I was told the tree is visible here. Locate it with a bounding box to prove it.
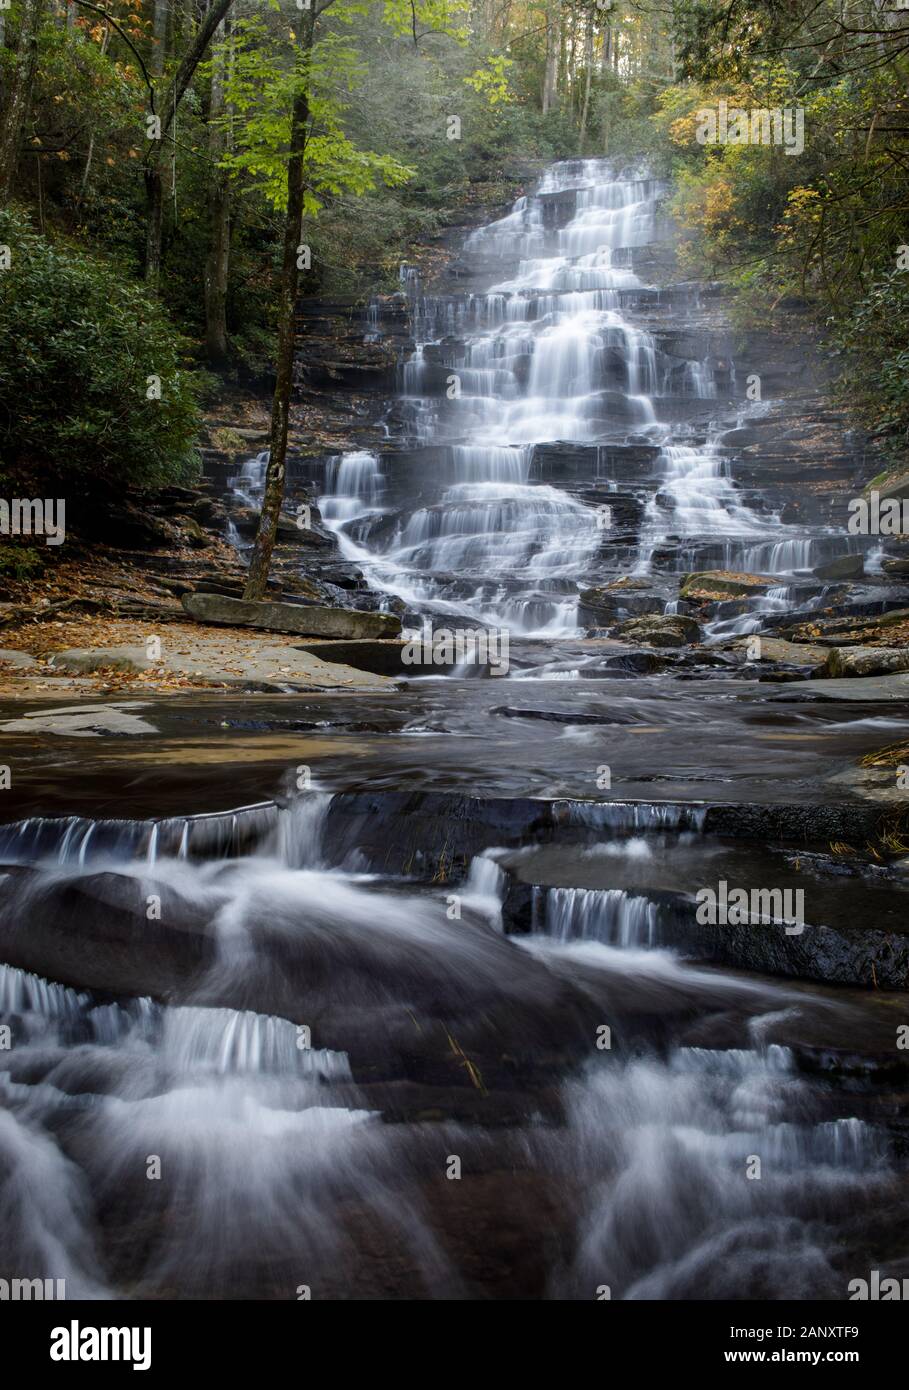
[144,0,235,288]
[542,0,560,113]
[151,0,168,79]
[204,16,231,364]
[233,1,468,599]
[0,0,49,201]
[578,3,593,152]
[242,5,316,600]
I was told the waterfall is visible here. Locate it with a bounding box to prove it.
[556,1047,886,1299]
[319,160,675,635]
[537,886,663,948]
[317,157,870,642]
[231,449,268,508]
[2,151,899,1305]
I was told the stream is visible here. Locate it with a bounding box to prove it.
[1,159,907,1302]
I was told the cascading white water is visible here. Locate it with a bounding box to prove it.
[231,449,268,508]
[0,791,895,1299]
[319,158,872,637]
[537,885,662,948]
[554,1042,886,1299]
[320,161,683,635]
[320,451,383,523]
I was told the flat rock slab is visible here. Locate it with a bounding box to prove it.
[163,643,394,691]
[681,570,776,600]
[734,636,827,667]
[0,649,36,670]
[780,673,909,701]
[38,639,395,693]
[0,701,157,737]
[49,646,154,675]
[183,591,400,640]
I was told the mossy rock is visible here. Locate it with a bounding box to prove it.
[679,570,773,602]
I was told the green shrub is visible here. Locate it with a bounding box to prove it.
[831,270,909,464]
[0,544,44,582]
[0,208,202,492]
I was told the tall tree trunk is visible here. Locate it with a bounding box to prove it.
[152,0,169,77]
[204,18,231,364]
[558,5,568,104]
[144,0,234,288]
[243,12,314,600]
[578,7,593,154]
[0,0,47,202]
[145,164,164,284]
[542,0,559,114]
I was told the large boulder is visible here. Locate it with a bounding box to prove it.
[182,591,401,639]
[811,553,864,582]
[823,646,909,678]
[718,426,769,448]
[679,570,774,601]
[578,583,663,626]
[615,613,700,648]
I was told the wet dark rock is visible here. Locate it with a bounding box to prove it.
[500,874,909,990]
[294,640,409,677]
[812,553,865,582]
[598,650,670,675]
[615,613,700,647]
[823,646,909,678]
[491,706,638,726]
[0,867,216,1001]
[578,584,663,627]
[679,908,909,990]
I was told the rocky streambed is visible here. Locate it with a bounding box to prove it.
[1,157,908,1302]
